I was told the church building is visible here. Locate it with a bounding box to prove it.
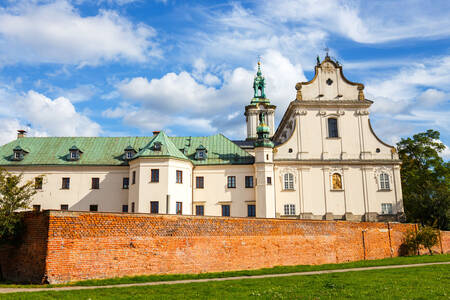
[0,55,404,221]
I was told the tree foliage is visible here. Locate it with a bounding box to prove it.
[0,168,38,242]
[402,226,439,256]
[397,130,450,230]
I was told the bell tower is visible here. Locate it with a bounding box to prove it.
[245,61,276,140]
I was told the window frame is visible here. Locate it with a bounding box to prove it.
[196,176,204,189]
[151,169,160,183]
[62,177,70,190]
[176,202,183,215]
[176,170,183,184]
[283,173,294,190]
[123,177,129,189]
[247,204,256,217]
[150,201,159,214]
[91,177,100,190]
[89,204,98,212]
[379,173,391,190]
[227,176,236,188]
[122,205,128,213]
[284,204,295,216]
[245,176,254,188]
[327,117,339,138]
[221,204,230,217]
[195,205,204,216]
[35,177,43,190]
[381,203,393,215]
[60,204,69,211]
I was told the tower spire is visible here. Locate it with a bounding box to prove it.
[252,61,269,104]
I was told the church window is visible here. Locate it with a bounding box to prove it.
[284,204,295,215]
[122,205,128,213]
[60,204,68,211]
[153,142,162,151]
[131,202,135,213]
[245,176,254,188]
[227,176,236,188]
[176,170,183,183]
[284,173,294,190]
[376,148,381,153]
[151,169,159,182]
[89,204,98,212]
[380,173,390,190]
[176,202,183,215]
[267,177,272,185]
[381,203,393,215]
[132,171,136,184]
[328,118,339,138]
[326,78,333,86]
[332,173,342,190]
[288,148,293,153]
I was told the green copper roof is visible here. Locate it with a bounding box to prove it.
[0,133,254,166]
[133,131,188,161]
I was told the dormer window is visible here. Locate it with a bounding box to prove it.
[13,146,28,161]
[124,145,136,160]
[153,142,162,151]
[69,145,82,161]
[195,145,207,160]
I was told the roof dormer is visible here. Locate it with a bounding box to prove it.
[124,145,136,160]
[13,145,28,161]
[195,145,208,160]
[153,141,162,151]
[69,145,83,161]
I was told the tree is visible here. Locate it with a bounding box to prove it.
[0,168,38,243]
[397,130,450,230]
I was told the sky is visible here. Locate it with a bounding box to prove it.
[0,0,449,159]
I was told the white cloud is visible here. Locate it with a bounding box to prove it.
[54,84,98,103]
[110,49,303,139]
[0,0,160,65]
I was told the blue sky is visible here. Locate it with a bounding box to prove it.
[0,0,449,158]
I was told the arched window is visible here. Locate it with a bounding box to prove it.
[284,173,294,190]
[328,118,338,138]
[380,173,390,190]
[332,173,342,190]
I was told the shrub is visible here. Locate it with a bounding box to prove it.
[401,226,439,256]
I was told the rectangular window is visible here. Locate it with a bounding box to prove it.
[247,204,256,217]
[60,204,68,211]
[62,177,70,189]
[89,205,98,212]
[381,203,393,215]
[131,202,135,213]
[380,173,390,190]
[151,169,159,182]
[195,205,204,216]
[196,176,204,189]
[132,171,136,184]
[284,173,294,190]
[245,176,254,188]
[150,201,159,214]
[123,177,129,189]
[176,170,183,183]
[284,204,295,215]
[33,205,41,211]
[227,176,236,188]
[35,177,43,190]
[221,205,230,217]
[122,205,128,213]
[91,177,100,189]
[328,118,339,138]
[176,202,183,215]
[267,177,272,185]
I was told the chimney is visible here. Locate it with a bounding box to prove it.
[17,130,27,139]
[152,131,160,136]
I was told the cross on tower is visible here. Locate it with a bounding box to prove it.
[324,47,329,57]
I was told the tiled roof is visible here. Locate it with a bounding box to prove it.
[0,133,254,166]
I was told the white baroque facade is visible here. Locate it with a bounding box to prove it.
[0,56,403,222]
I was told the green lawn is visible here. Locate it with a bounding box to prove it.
[2,264,449,299]
[0,254,449,289]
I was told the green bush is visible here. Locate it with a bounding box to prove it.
[401,226,439,256]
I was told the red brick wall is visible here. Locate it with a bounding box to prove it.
[1,211,449,284]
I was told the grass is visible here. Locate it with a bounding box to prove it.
[0,254,448,289]
[1,264,449,299]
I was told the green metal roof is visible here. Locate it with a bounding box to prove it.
[0,133,254,166]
